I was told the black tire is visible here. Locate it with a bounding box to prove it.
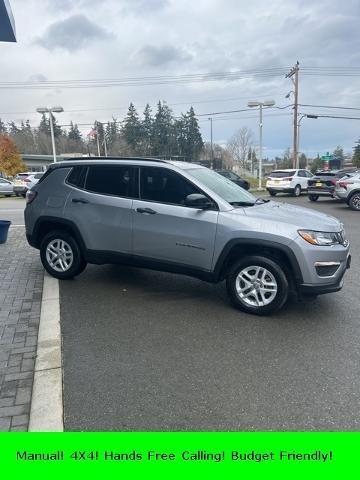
[348,192,360,211]
[293,184,301,197]
[15,192,20,197]
[268,190,277,197]
[226,255,289,316]
[40,230,87,280]
[5,194,11,197]
[308,194,319,202]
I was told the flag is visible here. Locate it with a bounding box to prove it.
[87,128,97,138]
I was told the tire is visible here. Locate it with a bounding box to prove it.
[5,194,11,197]
[21,193,26,198]
[293,184,301,197]
[268,190,277,197]
[348,192,360,211]
[40,230,87,280]
[226,255,289,316]
[308,194,319,202]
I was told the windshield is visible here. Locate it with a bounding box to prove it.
[187,168,257,205]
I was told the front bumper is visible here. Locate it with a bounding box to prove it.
[298,254,351,296]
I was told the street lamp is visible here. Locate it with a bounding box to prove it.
[247,100,275,189]
[297,114,318,168]
[36,106,64,162]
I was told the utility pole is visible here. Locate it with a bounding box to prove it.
[208,117,213,169]
[286,61,299,169]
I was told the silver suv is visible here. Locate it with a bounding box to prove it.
[24,158,351,315]
[335,172,360,210]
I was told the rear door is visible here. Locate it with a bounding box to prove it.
[132,166,218,270]
[64,164,137,253]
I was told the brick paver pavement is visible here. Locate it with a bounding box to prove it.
[0,227,43,431]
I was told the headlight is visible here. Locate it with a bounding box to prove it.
[298,230,344,246]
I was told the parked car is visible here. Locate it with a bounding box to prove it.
[0,178,14,197]
[27,172,44,189]
[335,172,360,210]
[13,172,43,197]
[215,170,250,190]
[25,158,350,316]
[307,170,356,202]
[266,169,313,197]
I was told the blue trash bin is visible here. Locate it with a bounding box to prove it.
[0,220,11,244]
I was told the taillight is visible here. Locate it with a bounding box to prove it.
[283,177,293,181]
[26,190,37,204]
[330,179,337,185]
[339,181,348,189]
[23,177,31,183]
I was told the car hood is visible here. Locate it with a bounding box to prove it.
[240,201,342,232]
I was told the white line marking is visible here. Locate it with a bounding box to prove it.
[29,274,63,432]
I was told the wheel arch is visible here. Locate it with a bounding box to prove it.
[32,216,86,253]
[214,239,303,285]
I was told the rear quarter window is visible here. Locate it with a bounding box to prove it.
[67,166,88,189]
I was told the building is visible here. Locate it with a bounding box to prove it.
[21,154,69,171]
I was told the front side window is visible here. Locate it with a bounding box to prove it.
[85,165,137,198]
[140,167,200,206]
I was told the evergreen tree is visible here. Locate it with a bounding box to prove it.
[140,104,153,155]
[0,119,7,134]
[152,101,174,157]
[68,122,82,141]
[122,103,141,153]
[333,145,344,159]
[353,139,360,168]
[182,107,203,160]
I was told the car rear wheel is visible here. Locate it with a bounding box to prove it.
[293,184,301,197]
[226,255,289,316]
[40,231,87,280]
[308,194,319,202]
[348,192,360,211]
[268,190,277,197]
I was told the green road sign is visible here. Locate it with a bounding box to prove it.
[321,152,333,161]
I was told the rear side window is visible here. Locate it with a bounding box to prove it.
[85,165,138,198]
[34,173,43,179]
[36,168,53,184]
[67,166,88,188]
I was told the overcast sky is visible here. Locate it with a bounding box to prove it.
[1,0,360,158]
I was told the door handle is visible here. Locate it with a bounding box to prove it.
[136,207,157,214]
[72,198,89,204]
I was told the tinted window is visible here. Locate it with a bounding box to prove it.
[85,165,137,198]
[269,171,296,178]
[67,166,88,189]
[140,167,200,205]
[298,170,306,177]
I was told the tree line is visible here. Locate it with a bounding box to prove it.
[0,101,204,161]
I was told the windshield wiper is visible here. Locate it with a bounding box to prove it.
[255,197,270,204]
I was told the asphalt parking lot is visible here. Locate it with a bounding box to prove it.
[59,195,359,432]
[0,197,25,225]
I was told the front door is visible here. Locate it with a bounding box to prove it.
[132,167,218,271]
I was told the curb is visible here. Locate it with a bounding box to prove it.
[29,274,63,432]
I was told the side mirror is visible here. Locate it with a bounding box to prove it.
[185,193,213,209]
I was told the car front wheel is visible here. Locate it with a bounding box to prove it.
[293,184,301,197]
[226,255,289,315]
[40,231,87,279]
[308,194,319,202]
[348,192,360,211]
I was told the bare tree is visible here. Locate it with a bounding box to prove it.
[227,127,253,169]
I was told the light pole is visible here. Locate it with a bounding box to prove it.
[36,106,64,162]
[208,117,213,169]
[248,100,275,189]
[297,114,318,168]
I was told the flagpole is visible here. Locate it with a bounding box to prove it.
[95,121,101,156]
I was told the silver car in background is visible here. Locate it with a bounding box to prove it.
[335,172,360,210]
[0,177,14,197]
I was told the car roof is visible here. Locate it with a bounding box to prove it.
[50,157,207,170]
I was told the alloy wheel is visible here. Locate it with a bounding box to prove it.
[46,239,74,272]
[235,266,278,307]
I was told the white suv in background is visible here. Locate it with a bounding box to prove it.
[266,169,313,197]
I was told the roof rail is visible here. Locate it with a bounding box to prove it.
[60,156,169,164]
